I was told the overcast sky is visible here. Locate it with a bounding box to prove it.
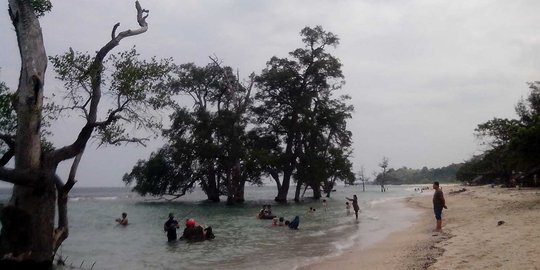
[1,0,539,187]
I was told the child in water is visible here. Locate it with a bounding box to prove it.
[345,202,351,216]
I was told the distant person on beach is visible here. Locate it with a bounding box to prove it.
[164,213,180,242]
[432,181,448,233]
[322,199,327,212]
[345,202,351,216]
[115,212,128,225]
[346,195,360,220]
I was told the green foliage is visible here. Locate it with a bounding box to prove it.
[48,47,174,146]
[125,61,258,202]
[254,26,353,199]
[0,81,16,135]
[126,26,355,202]
[0,79,54,156]
[0,81,16,157]
[474,118,521,147]
[376,164,463,185]
[459,81,540,186]
[30,0,52,17]
[123,147,196,197]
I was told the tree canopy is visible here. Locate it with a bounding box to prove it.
[457,82,540,186]
[124,26,355,203]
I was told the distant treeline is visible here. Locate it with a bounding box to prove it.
[374,164,462,185]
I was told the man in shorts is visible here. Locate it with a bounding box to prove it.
[433,181,447,233]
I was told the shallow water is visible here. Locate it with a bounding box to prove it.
[0,185,426,270]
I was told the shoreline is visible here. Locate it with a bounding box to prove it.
[303,185,540,269]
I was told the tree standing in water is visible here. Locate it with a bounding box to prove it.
[378,157,389,192]
[0,1,171,266]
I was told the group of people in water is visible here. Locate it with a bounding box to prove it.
[115,212,214,242]
[257,194,362,230]
[114,194,363,242]
[257,204,300,229]
[163,213,215,242]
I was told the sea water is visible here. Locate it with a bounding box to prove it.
[0,185,428,270]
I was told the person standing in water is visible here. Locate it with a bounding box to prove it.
[164,213,180,242]
[346,195,360,220]
[432,181,447,233]
[115,212,128,225]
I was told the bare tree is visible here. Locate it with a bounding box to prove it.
[0,1,160,266]
[378,157,389,192]
[357,166,370,192]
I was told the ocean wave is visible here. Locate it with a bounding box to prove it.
[307,230,326,237]
[366,196,403,207]
[69,196,119,201]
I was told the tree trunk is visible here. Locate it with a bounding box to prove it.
[0,0,53,266]
[2,1,151,267]
[275,169,292,203]
[293,180,303,202]
[206,173,220,202]
[275,133,296,203]
[1,182,56,267]
[310,181,322,199]
[231,159,245,204]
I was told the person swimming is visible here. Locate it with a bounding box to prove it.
[115,212,128,225]
[284,216,300,230]
[257,205,276,219]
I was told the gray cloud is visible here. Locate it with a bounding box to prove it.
[1,0,539,186]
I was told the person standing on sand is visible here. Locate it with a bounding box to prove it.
[346,195,360,220]
[433,181,448,233]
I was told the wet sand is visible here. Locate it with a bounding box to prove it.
[303,185,540,269]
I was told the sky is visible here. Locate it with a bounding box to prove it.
[1,0,539,187]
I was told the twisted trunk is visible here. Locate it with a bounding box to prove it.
[1,1,150,267]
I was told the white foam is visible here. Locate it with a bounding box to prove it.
[68,196,119,201]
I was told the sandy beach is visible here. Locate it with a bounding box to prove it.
[303,185,540,270]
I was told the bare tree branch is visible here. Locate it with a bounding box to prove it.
[0,167,39,186]
[0,134,15,166]
[52,149,81,255]
[106,137,149,147]
[111,23,120,40]
[0,148,14,167]
[49,1,150,165]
